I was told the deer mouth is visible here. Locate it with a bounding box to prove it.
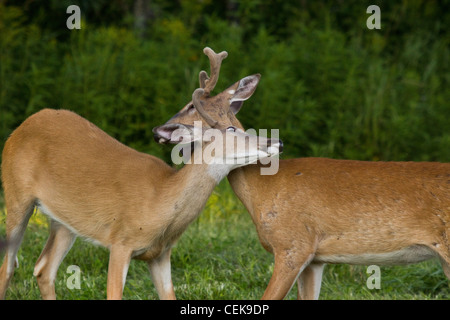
[153,133,170,144]
[261,139,283,157]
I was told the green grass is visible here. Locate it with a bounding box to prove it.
[0,182,448,300]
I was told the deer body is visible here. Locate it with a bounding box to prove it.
[230,159,449,258]
[155,47,450,299]
[0,108,281,299]
[229,159,449,299]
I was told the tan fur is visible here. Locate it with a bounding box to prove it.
[0,108,278,299]
[170,121,450,301]
[156,48,450,299]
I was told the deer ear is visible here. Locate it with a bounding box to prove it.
[229,74,261,114]
[152,124,199,144]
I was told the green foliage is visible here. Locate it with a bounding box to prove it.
[1,1,449,164]
[0,0,449,301]
[1,183,448,299]
[0,1,449,300]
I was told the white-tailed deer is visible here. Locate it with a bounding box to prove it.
[155,47,450,299]
[0,88,282,299]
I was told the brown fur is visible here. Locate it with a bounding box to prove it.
[158,59,450,299]
[0,108,276,299]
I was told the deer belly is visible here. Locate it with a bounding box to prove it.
[314,245,437,266]
[36,200,107,246]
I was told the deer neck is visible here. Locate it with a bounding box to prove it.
[163,162,227,231]
[227,166,258,221]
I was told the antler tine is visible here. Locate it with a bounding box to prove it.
[201,47,228,94]
[192,88,218,128]
[199,71,209,89]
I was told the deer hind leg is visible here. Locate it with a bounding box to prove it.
[0,198,35,299]
[429,225,449,280]
[297,263,325,300]
[433,245,450,280]
[147,248,176,300]
[440,257,450,280]
[33,220,76,300]
[262,247,315,300]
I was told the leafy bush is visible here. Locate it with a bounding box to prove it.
[0,1,449,164]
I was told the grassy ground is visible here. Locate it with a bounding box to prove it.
[0,182,448,300]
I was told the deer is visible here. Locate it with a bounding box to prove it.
[154,47,450,300]
[0,91,282,299]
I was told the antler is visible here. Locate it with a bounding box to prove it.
[199,47,228,95]
[192,47,227,128]
[192,88,218,128]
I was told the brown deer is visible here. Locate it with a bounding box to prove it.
[0,91,282,299]
[155,47,450,300]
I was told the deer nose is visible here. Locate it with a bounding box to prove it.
[267,138,283,154]
[277,140,283,153]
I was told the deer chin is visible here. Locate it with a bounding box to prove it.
[233,149,279,165]
[258,147,280,159]
[266,145,281,157]
[228,152,263,168]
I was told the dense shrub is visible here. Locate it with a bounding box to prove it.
[0,1,449,165]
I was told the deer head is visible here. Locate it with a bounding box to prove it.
[154,47,261,144]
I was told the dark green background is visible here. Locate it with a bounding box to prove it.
[1,0,449,164]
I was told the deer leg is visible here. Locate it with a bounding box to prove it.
[297,262,325,300]
[435,247,450,280]
[0,199,35,299]
[147,248,176,300]
[262,248,315,300]
[106,244,132,300]
[33,220,76,300]
[428,238,450,280]
[440,257,450,280]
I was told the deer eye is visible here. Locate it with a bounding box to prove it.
[187,104,195,111]
[226,126,236,132]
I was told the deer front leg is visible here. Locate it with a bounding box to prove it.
[297,263,325,300]
[262,248,315,300]
[107,244,133,300]
[147,248,176,300]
